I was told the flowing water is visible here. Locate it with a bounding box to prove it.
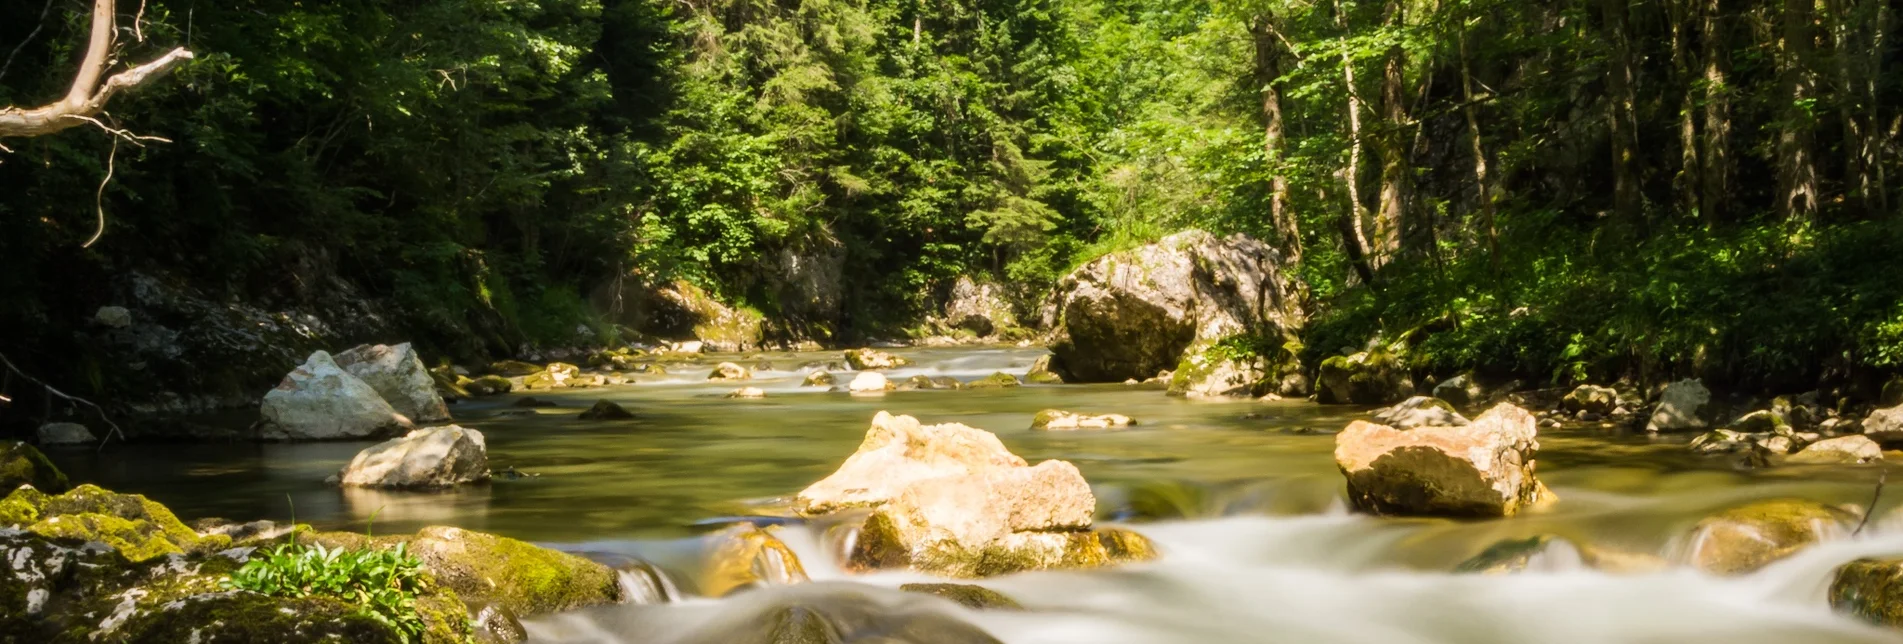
[47,347,1903,643]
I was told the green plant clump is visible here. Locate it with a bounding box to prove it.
[224,540,434,642]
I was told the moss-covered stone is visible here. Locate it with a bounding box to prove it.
[1,484,229,563]
[467,374,514,396]
[0,442,68,494]
[304,525,622,617]
[1686,499,1857,574]
[899,583,1022,610]
[965,372,1021,389]
[578,399,635,420]
[1316,349,1413,405]
[1024,355,1066,384]
[488,360,543,377]
[1830,557,1903,629]
[843,348,910,370]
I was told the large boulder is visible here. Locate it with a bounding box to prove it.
[1334,403,1553,517]
[1370,396,1469,429]
[940,276,1018,337]
[1788,435,1883,465]
[796,412,1154,577]
[1561,385,1619,415]
[337,426,489,489]
[1646,379,1712,433]
[1044,230,1305,383]
[0,442,69,493]
[1831,558,1903,628]
[35,422,94,445]
[304,526,623,617]
[0,484,231,562]
[334,342,451,423]
[1681,499,1856,574]
[1864,404,1903,445]
[1316,349,1413,405]
[260,351,410,441]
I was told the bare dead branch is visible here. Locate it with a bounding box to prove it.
[0,0,195,139]
[0,0,58,84]
[86,138,118,248]
[1855,469,1887,536]
[0,351,126,448]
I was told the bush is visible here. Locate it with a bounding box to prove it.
[223,540,433,642]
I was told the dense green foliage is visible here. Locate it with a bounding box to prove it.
[225,540,433,641]
[1,0,1900,401]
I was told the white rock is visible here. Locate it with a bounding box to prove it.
[1371,396,1470,429]
[334,343,450,423]
[847,371,892,394]
[728,387,766,399]
[1788,435,1884,465]
[1646,379,1711,433]
[671,340,705,354]
[1863,405,1903,444]
[261,351,409,441]
[338,425,489,488]
[37,422,95,445]
[92,306,132,329]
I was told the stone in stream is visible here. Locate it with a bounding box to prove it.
[36,422,95,445]
[802,370,835,387]
[940,276,1017,337]
[1561,385,1619,415]
[728,387,767,399]
[1031,409,1134,431]
[1681,498,1858,574]
[468,373,515,396]
[795,412,1154,577]
[1316,348,1413,405]
[1830,558,1903,628]
[1167,348,1268,398]
[965,372,1022,388]
[579,399,636,419]
[1370,396,1469,429]
[709,361,753,381]
[0,441,69,493]
[0,483,232,562]
[489,359,545,377]
[1863,404,1903,445]
[1334,403,1554,518]
[668,584,1004,644]
[1432,373,1483,407]
[844,348,910,370]
[336,425,489,489]
[900,583,1023,610]
[1787,435,1883,464]
[334,342,452,423]
[1025,354,1066,384]
[513,396,558,408]
[1043,230,1305,384]
[847,371,893,394]
[1646,379,1712,433]
[259,350,410,441]
[522,362,584,390]
[700,523,809,597]
[1455,534,1665,574]
[302,525,624,617]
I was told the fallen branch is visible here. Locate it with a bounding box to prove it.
[0,350,126,448]
[0,0,194,139]
[1855,469,1888,536]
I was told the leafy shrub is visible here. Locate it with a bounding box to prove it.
[223,540,432,642]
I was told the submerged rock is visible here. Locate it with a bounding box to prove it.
[1788,435,1883,464]
[700,524,809,597]
[1646,379,1712,433]
[847,371,892,394]
[335,342,452,423]
[1334,403,1553,518]
[802,370,836,387]
[1370,396,1469,429]
[1044,230,1305,383]
[1031,410,1135,431]
[709,362,753,381]
[579,399,636,420]
[1024,354,1066,384]
[1316,349,1413,405]
[1561,385,1619,415]
[965,372,1022,389]
[666,584,1004,644]
[1682,499,1856,574]
[728,387,767,399]
[0,441,68,493]
[797,412,1153,577]
[1830,558,1903,628]
[844,348,910,370]
[1455,534,1665,574]
[337,425,489,489]
[260,351,410,441]
[35,422,94,445]
[900,583,1022,610]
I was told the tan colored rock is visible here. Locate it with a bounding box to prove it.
[700,524,809,597]
[1561,385,1619,415]
[1335,403,1553,517]
[802,370,836,386]
[260,351,409,441]
[728,387,766,399]
[797,412,1026,513]
[334,342,451,423]
[1031,410,1135,431]
[708,362,752,381]
[1683,499,1856,574]
[1788,434,1884,464]
[1371,396,1469,429]
[337,425,488,488]
[844,348,910,370]
[847,371,893,394]
[1864,405,1903,444]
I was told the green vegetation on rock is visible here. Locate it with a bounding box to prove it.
[224,539,437,642]
[1,484,229,562]
[0,441,67,494]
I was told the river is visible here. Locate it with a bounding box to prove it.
[46,347,1903,643]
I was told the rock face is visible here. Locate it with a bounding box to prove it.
[844,348,910,370]
[1167,349,1266,398]
[1371,396,1469,429]
[1334,403,1553,517]
[0,442,69,493]
[260,351,409,441]
[1044,230,1305,383]
[337,426,489,489]
[1031,410,1134,431]
[1316,349,1413,405]
[1561,385,1619,415]
[941,276,1018,337]
[591,278,765,352]
[1788,435,1883,464]
[334,342,452,423]
[36,422,95,445]
[796,412,1154,577]
[848,371,893,394]
[1682,499,1855,574]
[1646,379,1712,433]
[1831,558,1903,628]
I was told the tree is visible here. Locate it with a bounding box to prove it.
[0,0,192,138]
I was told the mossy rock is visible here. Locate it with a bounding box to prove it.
[965,372,1022,389]
[0,441,68,494]
[899,583,1022,610]
[1831,557,1903,628]
[429,367,472,401]
[468,374,514,396]
[578,399,635,420]
[1316,349,1414,405]
[112,592,471,644]
[488,360,543,377]
[852,511,1155,578]
[2,484,229,563]
[304,526,622,617]
[1686,498,1857,574]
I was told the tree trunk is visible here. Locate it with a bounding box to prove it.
[1669,0,1704,221]
[1373,0,1409,265]
[1777,0,1819,220]
[1458,27,1498,270]
[1699,0,1732,223]
[1253,15,1303,264]
[1600,0,1641,221]
[1335,0,1377,283]
[0,0,194,138]
[1828,0,1882,216]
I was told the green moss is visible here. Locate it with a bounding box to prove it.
[1031,409,1065,428]
[965,372,1021,389]
[1831,558,1903,628]
[306,526,619,618]
[0,485,48,525]
[899,583,1022,610]
[488,360,543,377]
[0,442,69,494]
[8,484,227,563]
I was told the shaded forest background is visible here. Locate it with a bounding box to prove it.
[2,0,1901,408]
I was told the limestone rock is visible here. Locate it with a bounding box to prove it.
[700,524,808,597]
[848,371,893,394]
[802,370,836,387]
[92,305,132,328]
[709,362,753,381]
[1335,403,1553,517]
[1646,379,1712,433]
[36,422,95,445]
[307,526,624,616]
[260,351,409,441]
[1167,349,1266,398]
[1031,410,1134,431]
[1316,349,1414,405]
[1561,385,1619,415]
[337,425,489,489]
[1788,435,1884,465]
[335,342,452,423]
[844,348,910,370]
[1864,404,1903,444]
[1045,230,1305,383]
[1683,499,1856,574]
[579,399,635,419]
[0,442,68,493]
[941,276,1017,337]
[468,374,514,396]
[1371,396,1469,429]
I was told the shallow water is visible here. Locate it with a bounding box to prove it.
[48,347,1903,643]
